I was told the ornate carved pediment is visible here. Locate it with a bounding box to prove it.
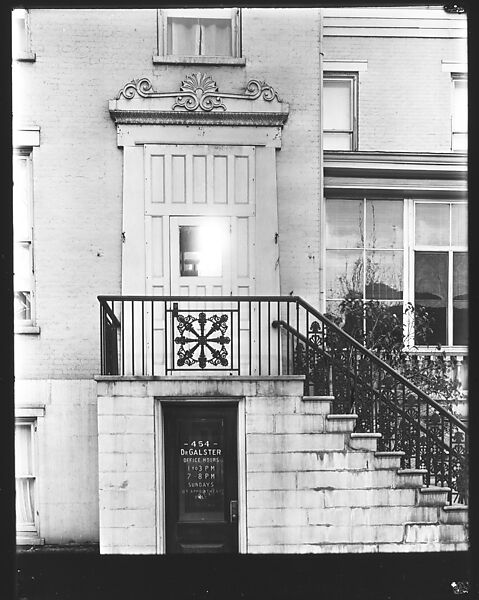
[109,73,289,126]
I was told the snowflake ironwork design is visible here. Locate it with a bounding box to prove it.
[174,312,230,369]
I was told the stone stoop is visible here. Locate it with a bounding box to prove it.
[246,394,468,553]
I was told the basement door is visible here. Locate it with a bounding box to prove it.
[163,403,238,554]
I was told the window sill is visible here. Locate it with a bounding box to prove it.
[153,55,246,66]
[14,52,36,62]
[15,324,41,335]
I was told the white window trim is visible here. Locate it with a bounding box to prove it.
[323,72,358,151]
[323,60,368,72]
[12,8,36,62]
[15,415,44,545]
[153,8,245,65]
[410,199,468,349]
[451,73,467,152]
[13,128,40,334]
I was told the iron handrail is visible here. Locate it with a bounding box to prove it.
[294,298,467,432]
[272,314,466,432]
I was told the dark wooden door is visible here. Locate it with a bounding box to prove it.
[163,403,238,554]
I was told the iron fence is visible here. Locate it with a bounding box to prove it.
[98,295,468,504]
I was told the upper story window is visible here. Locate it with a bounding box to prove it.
[451,74,467,151]
[12,9,35,62]
[323,73,358,151]
[157,9,241,61]
[13,149,35,325]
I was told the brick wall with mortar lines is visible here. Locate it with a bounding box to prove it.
[14,10,467,379]
[14,8,323,380]
[323,35,467,152]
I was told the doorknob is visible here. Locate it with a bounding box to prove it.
[230,500,238,523]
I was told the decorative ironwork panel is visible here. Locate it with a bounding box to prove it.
[174,312,231,370]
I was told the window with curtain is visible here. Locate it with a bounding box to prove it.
[451,75,467,151]
[163,9,240,58]
[323,74,357,150]
[414,201,468,346]
[13,150,35,322]
[15,421,37,533]
[325,198,404,317]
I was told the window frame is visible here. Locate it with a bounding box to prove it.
[411,199,468,349]
[323,196,467,350]
[323,72,358,151]
[324,196,405,311]
[155,8,243,64]
[451,73,467,152]
[13,148,37,329]
[12,8,35,62]
[15,417,40,542]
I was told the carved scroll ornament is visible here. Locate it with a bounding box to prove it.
[116,73,281,112]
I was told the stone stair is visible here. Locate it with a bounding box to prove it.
[246,392,468,554]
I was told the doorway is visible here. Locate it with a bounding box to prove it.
[163,403,239,553]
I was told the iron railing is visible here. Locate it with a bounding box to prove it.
[98,295,468,504]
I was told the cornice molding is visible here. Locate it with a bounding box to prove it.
[109,74,289,127]
[324,151,467,181]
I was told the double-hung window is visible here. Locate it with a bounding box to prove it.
[15,419,38,540]
[451,74,467,151]
[323,73,357,150]
[160,9,241,59]
[13,150,35,324]
[414,201,467,346]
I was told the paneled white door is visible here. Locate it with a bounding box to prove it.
[142,145,256,375]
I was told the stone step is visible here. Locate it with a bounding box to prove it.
[396,469,427,488]
[348,432,382,451]
[374,451,405,470]
[441,505,468,524]
[301,396,334,415]
[325,414,358,433]
[417,486,451,506]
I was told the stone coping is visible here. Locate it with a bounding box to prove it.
[95,375,305,382]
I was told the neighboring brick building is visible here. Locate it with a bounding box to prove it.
[13,7,468,554]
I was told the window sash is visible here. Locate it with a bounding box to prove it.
[323,73,357,150]
[15,420,37,533]
[451,75,467,151]
[161,8,239,58]
[13,151,34,322]
[325,198,404,304]
[412,200,468,347]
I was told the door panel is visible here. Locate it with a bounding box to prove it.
[163,403,238,554]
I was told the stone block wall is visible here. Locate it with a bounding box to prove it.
[96,376,467,554]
